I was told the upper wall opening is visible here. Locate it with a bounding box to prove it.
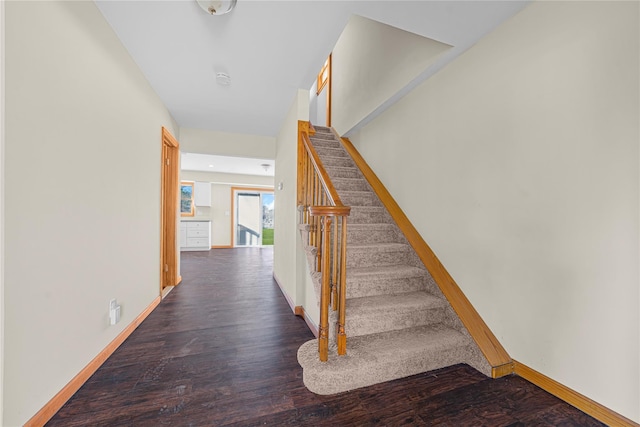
[314,14,453,135]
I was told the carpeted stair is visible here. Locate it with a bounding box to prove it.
[297,126,492,395]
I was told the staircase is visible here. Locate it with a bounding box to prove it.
[297,126,492,395]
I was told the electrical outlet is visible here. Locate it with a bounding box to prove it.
[109,299,121,325]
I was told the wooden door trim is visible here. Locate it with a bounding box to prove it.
[513,361,639,427]
[326,53,332,127]
[160,127,180,291]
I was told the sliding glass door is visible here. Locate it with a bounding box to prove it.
[233,189,274,247]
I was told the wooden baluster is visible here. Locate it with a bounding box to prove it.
[301,153,307,225]
[303,153,308,225]
[318,216,332,362]
[310,171,316,247]
[315,176,322,272]
[337,215,348,356]
[331,213,338,311]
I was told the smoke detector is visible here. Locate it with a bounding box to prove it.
[216,72,231,86]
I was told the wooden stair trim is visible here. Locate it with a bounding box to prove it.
[24,296,161,427]
[338,134,512,376]
[514,360,639,427]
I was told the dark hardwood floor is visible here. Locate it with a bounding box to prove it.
[48,248,604,426]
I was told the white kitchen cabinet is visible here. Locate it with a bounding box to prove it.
[180,220,211,251]
[194,181,211,207]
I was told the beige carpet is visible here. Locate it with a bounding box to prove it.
[297,126,492,395]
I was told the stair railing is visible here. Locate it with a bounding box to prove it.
[297,121,350,361]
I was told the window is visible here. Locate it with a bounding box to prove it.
[180,182,194,217]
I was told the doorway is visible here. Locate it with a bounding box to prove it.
[160,127,180,291]
[310,54,332,127]
[232,188,274,247]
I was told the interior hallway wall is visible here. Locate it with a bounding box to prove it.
[350,1,639,421]
[179,127,275,159]
[4,2,178,424]
[274,89,318,322]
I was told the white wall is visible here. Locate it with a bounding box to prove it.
[332,15,451,135]
[180,127,275,159]
[180,170,273,247]
[309,81,318,127]
[0,0,5,423]
[308,79,328,128]
[274,89,313,313]
[4,2,178,425]
[350,1,639,421]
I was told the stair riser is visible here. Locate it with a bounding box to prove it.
[337,307,448,338]
[347,248,410,268]
[315,147,349,159]
[347,227,400,245]
[340,192,380,207]
[320,156,355,168]
[325,167,361,179]
[300,342,475,395]
[348,207,392,224]
[346,275,427,299]
[310,139,342,149]
[333,179,370,192]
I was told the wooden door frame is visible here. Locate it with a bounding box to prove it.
[160,127,180,292]
[316,54,332,127]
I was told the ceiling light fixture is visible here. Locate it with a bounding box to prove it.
[196,0,237,15]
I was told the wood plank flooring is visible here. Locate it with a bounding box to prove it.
[47,248,605,426]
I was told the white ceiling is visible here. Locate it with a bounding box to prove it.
[96,0,530,138]
[96,2,529,177]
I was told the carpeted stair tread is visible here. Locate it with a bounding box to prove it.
[339,292,447,337]
[348,264,427,280]
[347,223,401,244]
[347,243,411,268]
[314,147,348,158]
[309,139,341,150]
[317,155,354,168]
[347,291,446,315]
[297,324,473,394]
[348,206,393,224]
[339,190,381,207]
[345,265,434,298]
[323,166,362,179]
[332,177,370,192]
[348,242,408,252]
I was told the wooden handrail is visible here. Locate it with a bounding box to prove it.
[297,121,350,362]
[301,132,343,207]
[338,134,512,378]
